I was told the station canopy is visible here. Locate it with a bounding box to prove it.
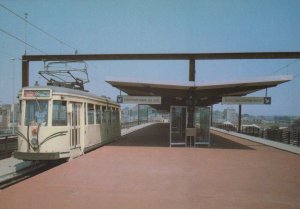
[106,75,292,111]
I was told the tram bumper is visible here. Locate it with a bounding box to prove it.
[13,152,69,161]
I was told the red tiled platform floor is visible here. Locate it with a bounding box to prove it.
[0,124,299,209]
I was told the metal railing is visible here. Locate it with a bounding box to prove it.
[0,135,18,160]
[212,123,237,132]
[212,123,300,147]
[262,128,300,146]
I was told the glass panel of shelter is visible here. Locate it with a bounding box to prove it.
[170,106,187,146]
[170,106,211,147]
[194,106,211,145]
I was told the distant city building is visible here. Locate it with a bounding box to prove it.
[212,110,224,123]
[224,108,237,124]
[0,103,19,134]
[0,107,9,129]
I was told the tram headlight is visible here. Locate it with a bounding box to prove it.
[31,137,38,148]
[31,128,37,135]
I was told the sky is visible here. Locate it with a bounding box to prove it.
[0,0,299,116]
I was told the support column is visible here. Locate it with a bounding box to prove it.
[22,58,29,87]
[147,106,149,123]
[210,105,213,126]
[189,59,195,81]
[238,104,242,133]
[187,106,195,128]
[137,104,140,125]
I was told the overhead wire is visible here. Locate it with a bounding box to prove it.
[294,74,300,78]
[1,45,22,60]
[0,3,77,52]
[0,28,47,54]
[271,59,299,75]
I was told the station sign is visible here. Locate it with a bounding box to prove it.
[117,96,161,104]
[222,96,271,105]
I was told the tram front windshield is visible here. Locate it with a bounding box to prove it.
[25,100,48,126]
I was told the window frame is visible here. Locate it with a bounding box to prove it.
[52,100,68,126]
[25,100,49,126]
[96,105,101,124]
[87,103,95,125]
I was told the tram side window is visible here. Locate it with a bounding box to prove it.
[111,110,114,124]
[52,101,67,126]
[96,105,101,124]
[116,110,120,123]
[111,110,116,124]
[18,100,22,125]
[88,104,95,124]
[84,103,87,125]
[107,110,111,124]
[25,100,48,126]
[102,106,106,123]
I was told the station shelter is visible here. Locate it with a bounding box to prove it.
[170,106,210,146]
[106,75,292,147]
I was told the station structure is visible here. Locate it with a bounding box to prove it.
[106,75,292,146]
[21,52,299,146]
[0,52,299,208]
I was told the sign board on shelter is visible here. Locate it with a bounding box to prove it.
[117,96,161,104]
[222,96,271,105]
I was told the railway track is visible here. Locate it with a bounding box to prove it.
[0,161,64,189]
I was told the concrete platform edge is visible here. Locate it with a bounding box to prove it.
[121,122,159,136]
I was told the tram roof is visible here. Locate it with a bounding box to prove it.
[106,75,292,111]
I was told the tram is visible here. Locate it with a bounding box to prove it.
[13,85,121,161]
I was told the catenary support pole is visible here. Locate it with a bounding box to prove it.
[238,104,242,133]
[189,59,195,81]
[22,58,29,87]
[211,105,213,126]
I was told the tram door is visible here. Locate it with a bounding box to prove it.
[70,103,81,148]
[170,106,187,146]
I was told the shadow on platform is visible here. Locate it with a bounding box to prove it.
[109,123,254,150]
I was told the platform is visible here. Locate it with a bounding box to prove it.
[0,123,299,209]
[0,122,155,183]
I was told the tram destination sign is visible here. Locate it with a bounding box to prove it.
[117,96,161,104]
[222,96,271,105]
[23,89,52,99]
